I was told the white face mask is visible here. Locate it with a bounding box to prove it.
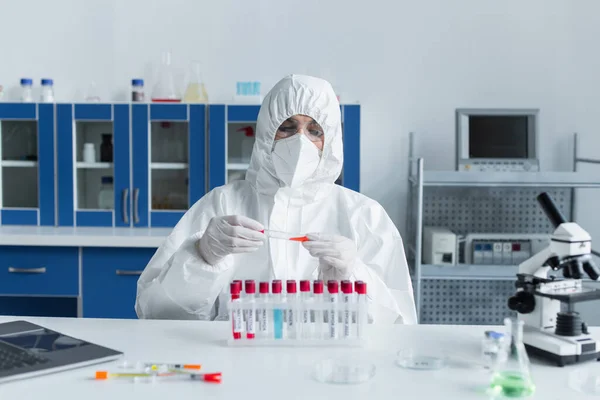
[271,134,321,188]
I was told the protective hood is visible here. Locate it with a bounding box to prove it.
[245,74,343,201]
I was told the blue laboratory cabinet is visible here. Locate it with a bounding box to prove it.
[0,103,55,226]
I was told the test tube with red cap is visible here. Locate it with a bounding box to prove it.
[230,281,242,340]
[272,280,284,339]
[258,282,270,338]
[245,280,256,339]
[341,280,353,339]
[299,280,311,339]
[355,281,367,339]
[313,280,324,340]
[286,280,298,339]
[327,280,339,339]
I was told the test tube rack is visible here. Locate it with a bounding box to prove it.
[227,279,369,347]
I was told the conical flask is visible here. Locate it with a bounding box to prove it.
[489,318,535,398]
[183,61,208,103]
[151,51,181,103]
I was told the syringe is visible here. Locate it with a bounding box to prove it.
[261,229,309,242]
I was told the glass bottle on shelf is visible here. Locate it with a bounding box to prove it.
[98,176,114,209]
[151,51,181,103]
[100,134,113,162]
[20,78,33,102]
[183,61,208,103]
[40,78,55,103]
[488,318,535,398]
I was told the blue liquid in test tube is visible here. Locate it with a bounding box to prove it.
[272,280,283,339]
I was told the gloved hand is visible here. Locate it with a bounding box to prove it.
[197,215,266,266]
[302,233,357,280]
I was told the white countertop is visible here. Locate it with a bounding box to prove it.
[0,226,171,248]
[0,316,595,400]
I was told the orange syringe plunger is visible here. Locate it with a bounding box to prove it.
[261,229,309,242]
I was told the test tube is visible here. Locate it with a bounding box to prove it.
[245,280,256,340]
[258,282,270,338]
[327,280,339,340]
[299,280,311,339]
[355,281,367,339]
[286,280,298,339]
[341,280,353,339]
[313,280,324,340]
[272,280,284,339]
[230,282,242,340]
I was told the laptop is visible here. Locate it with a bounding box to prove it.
[0,320,123,383]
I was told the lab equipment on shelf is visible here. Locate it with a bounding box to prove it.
[488,318,535,398]
[183,61,208,103]
[152,50,181,103]
[84,81,101,102]
[131,79,145,102]
[100,134,113,162]
[238,126,255,162]
[83,143,96,163]
[20,78,33,102]
[234,81,262,103]
[40,78,54,103]
[422,226,457,265]
[227,279,368,346]
[464,233,549,265]
[98,176,114,209]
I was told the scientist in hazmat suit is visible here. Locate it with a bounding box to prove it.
[135,74,417,324]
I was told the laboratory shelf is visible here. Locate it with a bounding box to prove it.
[0,161,38,167]
[422,171,600,188]
[227,163,250,170]
[421,264,518,280]
[76,162,113,169]
[150,162,188,170]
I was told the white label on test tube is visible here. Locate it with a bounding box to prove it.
[258,282,270,337]
[327,281,339,339]
[300,280,311,339]
[341,280,352,339]
[245,281,256,339]
[313,280,324,340]
[286,280,298,339]
[355,281,367,339]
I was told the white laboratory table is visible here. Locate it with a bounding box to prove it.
[0,316,596,400]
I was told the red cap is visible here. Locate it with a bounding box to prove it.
[230,281,241,295]
[355,281,367,295]
[313,280,323,294]
[259,281,270,294]
[300,280,310,292]
[272,280,282,294]
[245,280,255,294]
[341,280,353,294]
[286,280,297,294]
[327,280,339,293]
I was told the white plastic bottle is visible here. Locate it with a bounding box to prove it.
[98,176,114,209]
[40,78,54,103]
[20,79,33,102]
[83,143,96,163]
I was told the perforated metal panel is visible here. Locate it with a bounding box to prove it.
[423,188,571,235]
[420,279,516,325]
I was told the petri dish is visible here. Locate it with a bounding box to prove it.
[313,358,376,384]
[396,349,446,370]
[568,362,600,396]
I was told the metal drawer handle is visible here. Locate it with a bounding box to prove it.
[115,269,144,276]
[8,267,47,274]
[133,188,140,224]
[122,188,129,224]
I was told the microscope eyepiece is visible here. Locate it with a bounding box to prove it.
[537,192,567,228]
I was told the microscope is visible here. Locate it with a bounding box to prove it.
[508,192,600,367]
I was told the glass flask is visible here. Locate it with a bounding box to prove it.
[183,61,208,103]
[489,318,535,398]
[151,51,181,103]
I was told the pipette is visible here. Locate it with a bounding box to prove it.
[261,229,309,242]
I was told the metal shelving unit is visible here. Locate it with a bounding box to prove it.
[407,132,600,325]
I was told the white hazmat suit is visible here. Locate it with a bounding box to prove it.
[135,75,417,324]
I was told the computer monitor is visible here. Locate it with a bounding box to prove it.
[456,108,539,172]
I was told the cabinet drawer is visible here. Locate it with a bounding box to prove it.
[0,246,78,296]
[82,247,156,319]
